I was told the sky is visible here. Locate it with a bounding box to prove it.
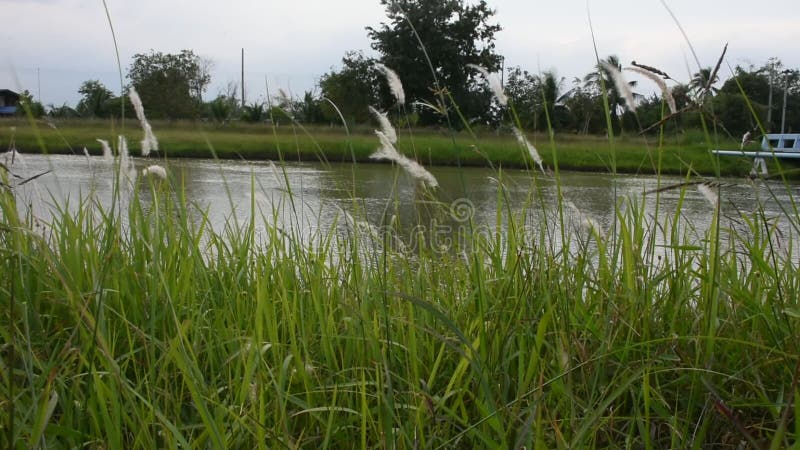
[1,0,798,108]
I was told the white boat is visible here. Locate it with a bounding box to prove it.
[712,133,800,176]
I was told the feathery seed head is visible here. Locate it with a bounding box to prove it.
[370,131,437,188]
[115,135,137,193]
[625,66,676,114]
[601,62,637,113]
[372,130,400,160]
[374,63,406,105]
[128,87,159,156]
[697,182,720,209]
[142,165,167,180]
[741,131,753,150]
[96,139,113,162]
[566,201,604,235]
[368,106,397,144]
[512,127,544,173]
[468,64,507,106]
[129,87,144,119]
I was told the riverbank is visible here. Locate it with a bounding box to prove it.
[0,118,784,177]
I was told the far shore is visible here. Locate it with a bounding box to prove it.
[1,118,787,178]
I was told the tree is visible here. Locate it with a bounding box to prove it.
[505,67,541,129]
[538,70,572,131]
[294,91,326,124]
[318,51,383,125]
[76,80,114,118]
[712,92,762,136]
[563,77,602,134]
[715,62,800,134]
[208,95,236,123]
[16,90,45,118]
[780,70,800,132]
[48,103,79,118]
[366,0,502,126]
[127,49,211,119]
[207,82,239,122]
[106,96,135,119]
[240,102,266,123]
[505,68,572,131]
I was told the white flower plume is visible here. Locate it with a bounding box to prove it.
[601,62,637,113]
[625,66,676,114]
[468,64,507,106]
[142,165,167,180]
[97,139,113,162]
[697,182,719,209]
[512,127,544,173]
[117,135,137,193]
[374,63,406,105]
[370,131,438,188]
[368,106,397,144]
[128,87,159,156]
[566,200,604,235]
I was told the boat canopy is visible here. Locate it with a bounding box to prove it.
[762,134,800,152]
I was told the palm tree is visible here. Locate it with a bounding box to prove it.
[537,70,572,130]
[688,67,719,103]
[539,71,570,107]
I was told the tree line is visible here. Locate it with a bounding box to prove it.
[15,0,800,137]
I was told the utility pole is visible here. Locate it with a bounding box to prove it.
[767,62,774,132]
[241,48,245,108]
[500,55,505,88]
[781,70,791,134]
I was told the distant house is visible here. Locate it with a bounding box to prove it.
[0,89,21,116]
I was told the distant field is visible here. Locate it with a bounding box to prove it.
[0,118,783,177]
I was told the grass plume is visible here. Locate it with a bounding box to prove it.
[626,66,677,114]
[512,126,544,173]
[370,130,438,188]
[697,181,720,208]
[630,60,673,80]
[468,64,508,106]
[141,164,167,180]
[374,63,406,105]
[128,87,158,156]
[96,138,113,161]
[601,61,637,112]
[368,106,397,144]
[116,135,136,192]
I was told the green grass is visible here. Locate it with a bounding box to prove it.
[1,137,799,448]
[0,118,775,177]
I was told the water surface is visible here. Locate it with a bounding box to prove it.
[5,152,799,256]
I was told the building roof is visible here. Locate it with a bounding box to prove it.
[0,89,21,99]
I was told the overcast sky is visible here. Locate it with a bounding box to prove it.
[1,0,798,108]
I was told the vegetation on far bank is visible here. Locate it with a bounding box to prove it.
[1,118,779,177]
[11,0,798,143]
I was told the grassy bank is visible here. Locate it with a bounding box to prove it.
[1,145,799,447]
[0,118,775,177]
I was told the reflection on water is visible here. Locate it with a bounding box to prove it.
[4,153,800,257]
